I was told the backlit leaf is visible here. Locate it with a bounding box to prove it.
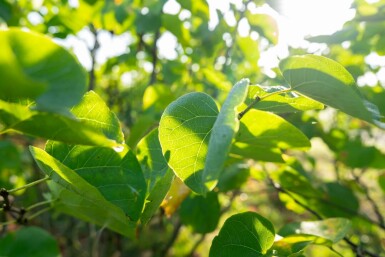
[279,55,385,129]
[0,28,87,113]
[159,92,218,194]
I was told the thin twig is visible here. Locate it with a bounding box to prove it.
[89,24,99,91]
[185,234,206,257]
[351,170,385,229]
[238,96,260,120]
[149,29,161,85]
[7,176,50,194]
[159,220,182,257]
[267,176,380,257]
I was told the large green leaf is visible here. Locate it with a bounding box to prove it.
[209,212,275,257]
[278,218,351,244]
[279,55,385,129]
[179,192,220,234]
[45,142,146,221]
[0,91,120,147]
[0,227,60,257]
[240,85,324,113]
[136,128,174,225]
[0,28,87,113]
[29,147,135,236]
[158,92,218,194]
[231,110,310,162]
[203,79,249,192]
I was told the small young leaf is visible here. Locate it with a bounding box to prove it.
[278,218,351,244]
[158,92,218,194]
[203,78,249,192]
[209,212,275,257]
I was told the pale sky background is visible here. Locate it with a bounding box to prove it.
[50,0,385,87]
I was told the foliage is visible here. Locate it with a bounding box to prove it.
[1,0,385,257]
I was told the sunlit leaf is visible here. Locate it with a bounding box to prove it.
[231,110,310,162]
[0,28,87,113]
[279,218,351,244]
[240,85,324,113]
[279,54,385,129]
[203,79,249,192]
[159,92,218,194]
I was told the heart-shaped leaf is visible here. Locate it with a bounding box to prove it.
[209,212,275,257]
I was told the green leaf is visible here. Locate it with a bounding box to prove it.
[0,91,120,147]
[279,55,385,129]
[209,212,275,257]
[45,142,146,221]
[159,92,218,194]
[179,192,220,234]
[270,235,314,257]
[217,163,250,192]
[30,146,136,236]
[231,109,310,162]
[241,85,324,113]
[0,227,61,257]
[278,218,351,244]
[203,79,249,192]
[48,182,135,237]
[0,28,87,113]
[136,128,175,225]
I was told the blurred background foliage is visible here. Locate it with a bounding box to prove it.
[0,0,385,256]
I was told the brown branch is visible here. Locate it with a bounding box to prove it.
[89,24,100,91]
[351,170,385,229]
[267,177,380,257]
